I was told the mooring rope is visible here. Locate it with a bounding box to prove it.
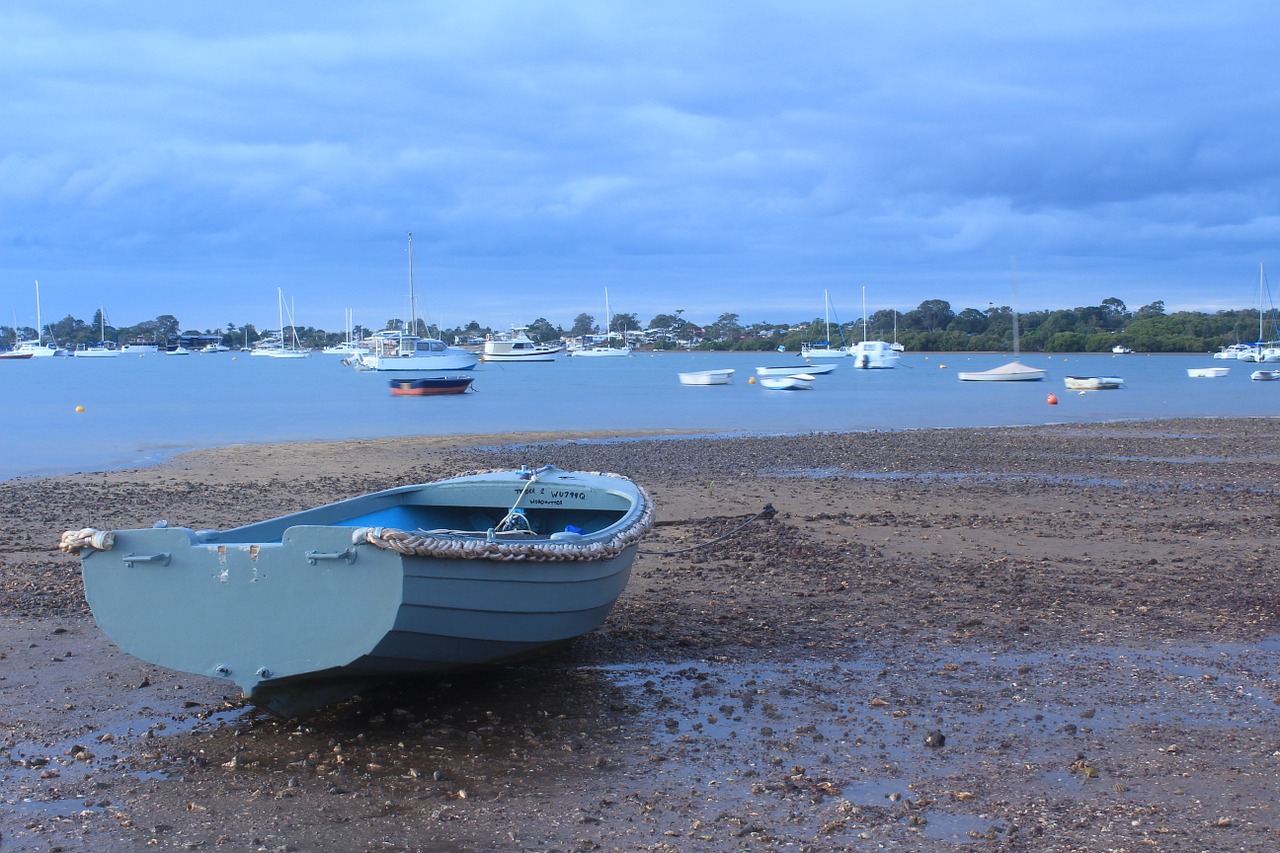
[58,528,115,554]
[636,503,776,557]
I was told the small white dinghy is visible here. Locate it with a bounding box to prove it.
[1251,369,1280,381]
[756,364,837,376]
[677,368,735,386]
[1063,375,1123,390]
[1188,367,1230,378]
[759,373,815,390]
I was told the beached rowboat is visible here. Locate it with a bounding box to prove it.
[61,466,653,717]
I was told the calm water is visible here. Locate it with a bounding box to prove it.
[0,350,1274,480]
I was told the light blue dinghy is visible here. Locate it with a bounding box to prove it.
[60,466,653,717]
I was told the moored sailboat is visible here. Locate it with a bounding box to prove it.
[958,259,1046,382]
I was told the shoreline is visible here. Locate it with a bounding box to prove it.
[6,407,1263,487]
[5,417,1280,850]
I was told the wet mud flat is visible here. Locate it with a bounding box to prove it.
[3,417,1280,851]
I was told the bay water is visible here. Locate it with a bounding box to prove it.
[1,350,1273,480]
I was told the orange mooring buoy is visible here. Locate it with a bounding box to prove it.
[1046,393,1058,405]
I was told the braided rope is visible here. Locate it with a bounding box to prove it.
[58,528,115,555]
[359,483,653,562]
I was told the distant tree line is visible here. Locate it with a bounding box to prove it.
[5,297,1277,354]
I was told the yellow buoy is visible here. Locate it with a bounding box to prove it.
[939,364,946,369]
[748,376,756,384]
[74,405,85,413]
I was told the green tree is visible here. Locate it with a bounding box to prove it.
[950,308,989,335]
[704,312,743,343]
[152,314,181,342]
[569,313,596,337]
[908,299,955,332]
[611,312,640,335]
[525,317,560,341]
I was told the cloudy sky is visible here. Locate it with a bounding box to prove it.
[5,2,1279,335]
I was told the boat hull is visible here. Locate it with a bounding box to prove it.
[67,467,652,716]
[759,374,814,390]
[389,376,475,396]
[678,369,734,386]
[756,364,836,376]
[1064,375,1123,390]
[482,351,558,362]
[356,352,478,371]
[1188,367,1230,378]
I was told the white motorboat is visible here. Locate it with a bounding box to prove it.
[677,368,734,386]
[482,328,562,362]
[1187,367,1230,378]
[1251,369,1280,381]
[73,342,119,358]
[850,288,899,368]
[322,341,369,356]
[1112,344,1132,354]
[849,339,899,369]
[1063,375,1123,390]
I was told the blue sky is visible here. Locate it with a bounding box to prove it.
[5,2,1280,335]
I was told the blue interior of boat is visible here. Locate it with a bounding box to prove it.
[201,502,628,543]
[336,504,623,536]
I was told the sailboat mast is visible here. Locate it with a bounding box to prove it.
[407,232,417,337]
[1010,257,1021,359]
[34,280,41,346]
[861,286,868,342]
[1260,262,1265,345]
[824,290,831,344]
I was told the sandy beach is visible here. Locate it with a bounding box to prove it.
[4,418,1280,851]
